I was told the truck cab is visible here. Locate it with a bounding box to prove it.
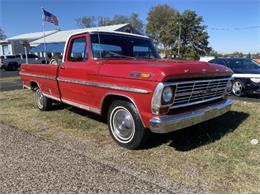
[20,30,233,149]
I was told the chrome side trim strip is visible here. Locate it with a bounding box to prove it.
[61,98,101,115]
[42,92,61,102]
[20,73,149,94]
[57,77,150,94]
[20,72,56,80]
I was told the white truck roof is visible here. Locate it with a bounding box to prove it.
[31,24,148,46]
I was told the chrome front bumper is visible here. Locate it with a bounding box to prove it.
[150,99,233,134]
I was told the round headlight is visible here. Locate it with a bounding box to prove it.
[162,87,173,104]
[250,78,260,83]
[226,80,233,93]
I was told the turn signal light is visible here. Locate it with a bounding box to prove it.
[130,72,151,78]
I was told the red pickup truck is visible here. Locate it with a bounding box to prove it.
[20,31,233,149]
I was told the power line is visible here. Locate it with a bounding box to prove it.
[208,25,260,31]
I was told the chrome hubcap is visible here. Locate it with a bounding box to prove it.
[110,106,135,143]
[36,90,44,109]
[232,81,242,95]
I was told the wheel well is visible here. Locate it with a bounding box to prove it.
[30,81,39,91]
[101,95,133,117]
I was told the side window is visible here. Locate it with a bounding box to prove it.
[68,37,87,62]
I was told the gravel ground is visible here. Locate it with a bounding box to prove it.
[0,123,175,193]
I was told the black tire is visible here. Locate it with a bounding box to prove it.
[232,79,245,97]
[107,100,149,149]
[35,89,52,111]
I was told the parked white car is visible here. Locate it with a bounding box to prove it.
[0,54,46,71]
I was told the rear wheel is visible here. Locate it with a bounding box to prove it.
[232,79,244,97]
[107,100,149,149]
[35,89,52,111]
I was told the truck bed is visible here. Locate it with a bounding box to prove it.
[20,63,61,100]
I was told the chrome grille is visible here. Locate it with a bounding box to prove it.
[170,78,230,109]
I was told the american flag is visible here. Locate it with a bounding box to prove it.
[42,9,59,26]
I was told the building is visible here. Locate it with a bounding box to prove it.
[0,23,141,58]
[30,23,141,57]
[0,30,58,56]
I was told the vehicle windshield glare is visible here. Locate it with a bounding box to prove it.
[228,59,260,70]
[90,33,160,60]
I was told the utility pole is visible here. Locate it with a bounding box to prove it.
[177,22,181,58]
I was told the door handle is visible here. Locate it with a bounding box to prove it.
[60,64,65,69]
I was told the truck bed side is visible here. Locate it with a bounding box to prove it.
[20,63,61,100]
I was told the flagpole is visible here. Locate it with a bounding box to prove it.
[42,8,47,63]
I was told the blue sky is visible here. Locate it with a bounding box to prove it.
[0,0,259,53]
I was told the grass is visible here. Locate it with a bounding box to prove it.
[0,89,259,193]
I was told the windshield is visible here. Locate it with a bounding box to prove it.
[227,59,260,70]
[90,33,160,60]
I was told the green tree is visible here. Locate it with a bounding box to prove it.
[176,10,211,59]
[146,5,211,59]
[76,13,144,32]
[146,4,178,46]
[129,13,144,32]
[75,16,96,28]
[209,50,221,57]
[97,16,111,26]
[0,28,7,40]
[230,52,244,58]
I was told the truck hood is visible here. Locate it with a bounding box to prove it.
[99,59,233,82]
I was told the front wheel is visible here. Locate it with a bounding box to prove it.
[232,79,244,97]
[35,89,52,111]
[107,100,149,149]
